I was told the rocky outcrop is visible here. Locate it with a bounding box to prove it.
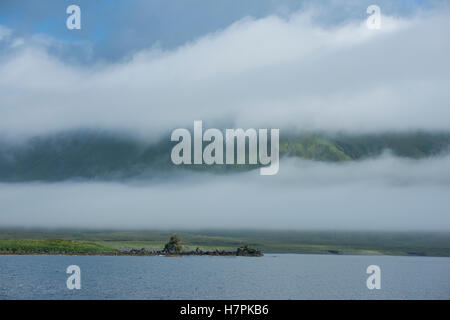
[236,245,263,257]
[111,245,263,257]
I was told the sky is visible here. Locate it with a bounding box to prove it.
[0,1,450,230]
[0,0,449,140]
[0,0,435,63]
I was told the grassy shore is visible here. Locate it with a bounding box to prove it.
[0,238,114,254]
[0,229,449,256]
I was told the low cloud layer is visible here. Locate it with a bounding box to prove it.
[0,7,450,141]
[1,4,449,231]
[1,155,450,230]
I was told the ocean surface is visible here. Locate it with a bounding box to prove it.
[0,254,449,299]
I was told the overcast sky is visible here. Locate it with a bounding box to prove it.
[0,1,449,140]
[0,0,434,62]
[1,155,450,230]
[0,1,449,230]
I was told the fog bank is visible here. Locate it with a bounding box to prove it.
[1,155,449,231]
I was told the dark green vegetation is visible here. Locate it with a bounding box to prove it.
[236,245,263,257]
[0,229,449,256]
[280,131,450,161]
[163,235,183,254]
[0,130,449,181]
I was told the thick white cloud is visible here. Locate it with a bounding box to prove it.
[1,6,449,231]
[1,154,450,230]
[0,8,449,141]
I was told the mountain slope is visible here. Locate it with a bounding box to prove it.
[1,130,449,181]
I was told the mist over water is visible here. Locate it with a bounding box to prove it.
[1,154,449,231]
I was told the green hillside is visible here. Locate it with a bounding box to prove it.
[280,136,352,161]
[1,229,449,256]
[0,238,113,254]
[0,130,449,181]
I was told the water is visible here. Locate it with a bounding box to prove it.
[0,254,449,299]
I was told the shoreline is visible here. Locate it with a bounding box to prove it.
[0,251,446,258]
[0,252,257,257]
[2,231,449,258]
[0,249,263,257]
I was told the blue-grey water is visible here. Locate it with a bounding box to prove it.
[0,254,449,299]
